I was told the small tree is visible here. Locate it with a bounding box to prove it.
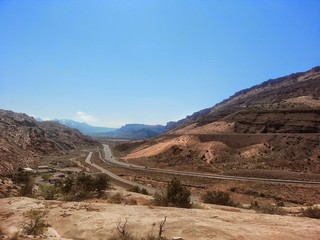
[166,178,191,208]
[93,173,111,197]
[61,172,111,200]
[23,209,47,235]
[60,175,75,195]
[301,206,320,219]
[12,172,34,197]
[201,190,235,206]
[154,178,191,208]
[41,173,51,182]
[158,216,166,239]
[40,184,59,200]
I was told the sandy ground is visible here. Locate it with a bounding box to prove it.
[124,136,194,159]
[123,135,229,164]
[1,195,320,240]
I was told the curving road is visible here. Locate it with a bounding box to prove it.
[100,144,320,186]
[84,151,156,194]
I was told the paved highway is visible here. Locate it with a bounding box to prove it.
[101,144,320,186]
[84,151,156,194]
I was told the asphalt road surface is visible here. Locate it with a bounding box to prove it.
[100,144,320,186]
[85,151,156,194]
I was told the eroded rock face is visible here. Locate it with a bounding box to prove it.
[0,110,97,175]
[118,67,320,174]
[169,66,320,133]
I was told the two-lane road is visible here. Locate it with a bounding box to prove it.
[101,144,320,186]
[85,150,156,194]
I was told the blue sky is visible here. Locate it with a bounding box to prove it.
[1,0,319,127]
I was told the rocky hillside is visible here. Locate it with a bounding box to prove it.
[117,66,320,176]
[0,110,97,175]
[168,66,320,132]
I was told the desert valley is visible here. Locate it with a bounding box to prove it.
[1,67,320,240]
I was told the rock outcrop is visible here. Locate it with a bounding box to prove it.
[0,110,97,175]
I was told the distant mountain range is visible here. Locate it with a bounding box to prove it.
[54,119,116,134]
[100,124,166,139]
[51,120,167,140]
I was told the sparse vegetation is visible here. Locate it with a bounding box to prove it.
[153,190,168,207]
[11,172,35,197]
[301,206,320,219]
[94,173,112,197]
[60,172,111,200]
[250,202,287,215]
[129,186,149,195]
[22,209,48,235]
[201,190,236,207]
[108,217,169,240]
[40,184,59,200]
[107,192,124,204]
[41,173,51,182]
[109,218,135,240]
[153,178,191,208]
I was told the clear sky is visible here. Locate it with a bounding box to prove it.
[1,0,319,127]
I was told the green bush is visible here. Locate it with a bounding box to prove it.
[41,173,51,182]
[22,209,47,235]
[154,178,191,208]
[40,184,59,200]
[61,173,111,200]
[93,173,111,197]
[301,206,320,219]
[201,190,236,207]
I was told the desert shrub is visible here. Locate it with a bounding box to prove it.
[20,181,34,197]
[125,198,138,205]
[154,178,191,208]
[108,217,169,240]
[11,172,34,197]
[129,186,140,193]
[153,191,168,207]
[166,178,191,208]
[201,190,236,207]
[22,209,48,235]
[60,175,75,195]
[108,218,136,240]
[140,188,149,195]
[259,205,286,215]
[40,184,59,200]
[93,173,111,197]
[41,173,51,182]
[129,186,149,195]
[301,206,320,219]
[250,202,286,215]
[61,173,111,200]
[108,192,124,204]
